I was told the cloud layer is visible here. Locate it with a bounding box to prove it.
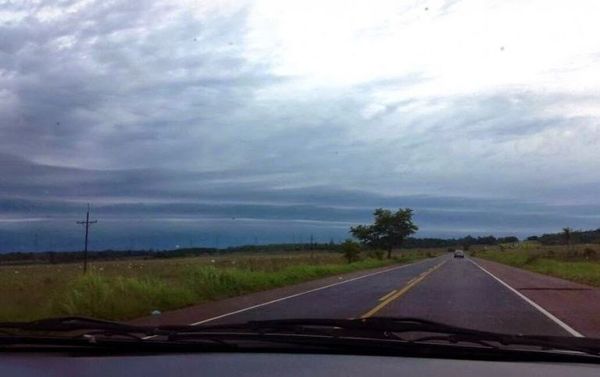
[1,0,600,250]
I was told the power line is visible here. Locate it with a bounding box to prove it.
[76,203,97,273]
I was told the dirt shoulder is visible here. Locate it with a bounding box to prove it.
[475,257,600,337]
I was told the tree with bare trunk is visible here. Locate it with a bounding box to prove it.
[350,208,418,259]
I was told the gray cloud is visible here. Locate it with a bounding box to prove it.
[1,0,600,251]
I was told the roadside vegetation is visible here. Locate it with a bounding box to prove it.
[0,249,438,322]
[472,242,600,287]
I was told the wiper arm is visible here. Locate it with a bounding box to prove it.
[0,316,145,333]
[0,317,155,340]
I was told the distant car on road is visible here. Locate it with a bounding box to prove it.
[454,250,465,258]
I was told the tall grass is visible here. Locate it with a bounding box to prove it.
[59,275,195,320]
[44,252,431,321]
[474,244,600,287]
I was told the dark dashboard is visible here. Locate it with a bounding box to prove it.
[2,352,599,377]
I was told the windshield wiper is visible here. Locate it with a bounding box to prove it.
[187,317,600,356]
[2,316,600,359]
[0,316,239,352]
[236,317,600,348]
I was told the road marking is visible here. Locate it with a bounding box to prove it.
[378,290,398,302]
[189,257,441,326]
[360,260,447,319]
[467,258,583,338]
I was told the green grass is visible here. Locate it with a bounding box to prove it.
[472,243,600,287]
[1,249,436,322]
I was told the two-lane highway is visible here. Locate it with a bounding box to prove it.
[376,256,574,335]
[192,256,445,325]
[180,254,575,336]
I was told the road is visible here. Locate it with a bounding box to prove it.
[146,254,581,336]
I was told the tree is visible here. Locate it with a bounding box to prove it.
[339,240,361,263]
[562,227,573,246]
[498,236,519,244]
[462,235,475,251]
[350,208,418,259]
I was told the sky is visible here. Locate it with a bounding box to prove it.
[1,0,600,251]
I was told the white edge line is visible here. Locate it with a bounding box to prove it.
[189,257,440,326]
[467,258,583,338]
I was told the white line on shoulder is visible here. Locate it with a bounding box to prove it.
[467,258,583,337]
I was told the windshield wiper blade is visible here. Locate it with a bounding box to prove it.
[188,317,600,356]
[0,317,155,339]
[0,317,239,351]
[2,316,600,357]
[166,316,600,357]
[0,316,509,336]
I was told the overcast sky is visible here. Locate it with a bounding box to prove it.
[2,0,600,251]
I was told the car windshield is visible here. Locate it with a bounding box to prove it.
[2,0,600,354]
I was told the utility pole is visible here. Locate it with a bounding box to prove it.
[77,204,97,273]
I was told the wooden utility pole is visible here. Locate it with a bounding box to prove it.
[77,204,97,273]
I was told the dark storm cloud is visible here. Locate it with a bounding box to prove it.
[2,150,598,227]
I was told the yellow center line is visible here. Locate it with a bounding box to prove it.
[405,276,418,286]
[378,289,398,302]
[360,260,447,319]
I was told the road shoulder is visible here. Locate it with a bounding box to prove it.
[474,257,600,337]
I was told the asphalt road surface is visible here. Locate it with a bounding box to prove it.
[182,254,574,336]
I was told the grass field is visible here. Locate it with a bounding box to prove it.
[0,249,438,322]
[472,242,600,287]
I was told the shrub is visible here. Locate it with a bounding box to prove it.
[583,248,597,260]
[524,254,540,264]
[339,240,362,263]
[367,249,385,260]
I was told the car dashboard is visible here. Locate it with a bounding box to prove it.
[2,352,598,377]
